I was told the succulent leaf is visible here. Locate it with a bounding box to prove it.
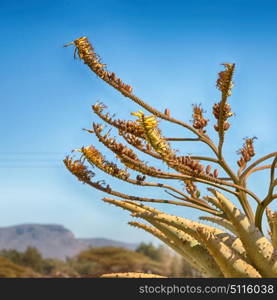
[151,221,223,277]
[199,216,237,235]
[129,221,211,276]
[210,189,277,277]
[196,228,261,278]
[133,211,248,261]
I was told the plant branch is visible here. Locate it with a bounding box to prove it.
[164,137,201,142]
[240,152,277,182]
[255,155,277,230]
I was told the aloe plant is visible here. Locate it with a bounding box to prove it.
[63,37,277,278]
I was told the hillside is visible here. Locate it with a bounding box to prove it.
[0,256,40,278]
[0,224,138,259]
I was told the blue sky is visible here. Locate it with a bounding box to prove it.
[0,0,276,243]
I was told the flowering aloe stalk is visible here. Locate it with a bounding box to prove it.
[64,37,277,278]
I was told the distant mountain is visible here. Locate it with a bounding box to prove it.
[0,224,139,260]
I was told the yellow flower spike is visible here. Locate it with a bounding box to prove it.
[131,110,144,118]
[144,115,158,125]
[132,112,172,159]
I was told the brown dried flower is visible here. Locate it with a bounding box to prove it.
[63,157,94,183]
[216,63,235,96]
[236,137,257,168]
[191,104,209,133]
[65,37,133,93]
[92,102,145,138]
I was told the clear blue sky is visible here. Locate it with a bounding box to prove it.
[0,0,276,243]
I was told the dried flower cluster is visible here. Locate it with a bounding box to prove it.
[81,145,130,180]
[92,102,145,138]
[107,72,133,94]
[64,157,94,183]
[174,156,219,179]
[176,156,204,174]
[64,36,277,278]
[212,102,233,132]
[184,180,200,198]
[237,137,257,168]
[122,133,153,153]
[216,63,235,96]
[92,123,138,162]
[65,37,132,93]
[191,104,209,133]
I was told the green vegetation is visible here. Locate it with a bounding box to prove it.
[1,247,44,273]
[0,256,38,278]
[136,242,162,261]
[135,242,200,277]
[0,247,76,277]
[0,243,200,277]
[69,246,163,277]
